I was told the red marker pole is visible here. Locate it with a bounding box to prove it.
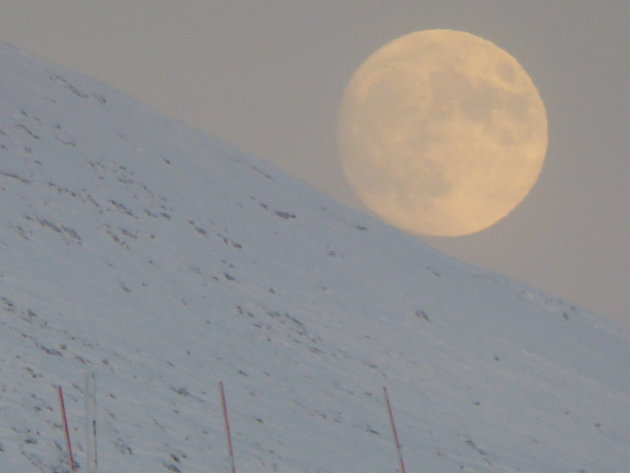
[383,386,407,473]
[57,385,76,472]
[220,381,237,473]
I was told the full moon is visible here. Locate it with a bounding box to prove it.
[337,30,548,236]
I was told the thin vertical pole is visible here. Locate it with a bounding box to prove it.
[383,386,407,473]
[57,385,76,472]
[220,381,237,473]
[85,372,98,473]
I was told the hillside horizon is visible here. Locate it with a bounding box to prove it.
[1,41,629,473]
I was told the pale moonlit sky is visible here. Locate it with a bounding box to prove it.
[1,1,628,324]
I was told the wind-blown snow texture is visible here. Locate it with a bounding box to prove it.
[1,41,629,473]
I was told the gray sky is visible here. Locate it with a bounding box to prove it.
[1,0,628,324]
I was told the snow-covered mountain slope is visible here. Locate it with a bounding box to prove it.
[1,40,629,473]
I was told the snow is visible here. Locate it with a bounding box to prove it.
[1,40,629,473]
